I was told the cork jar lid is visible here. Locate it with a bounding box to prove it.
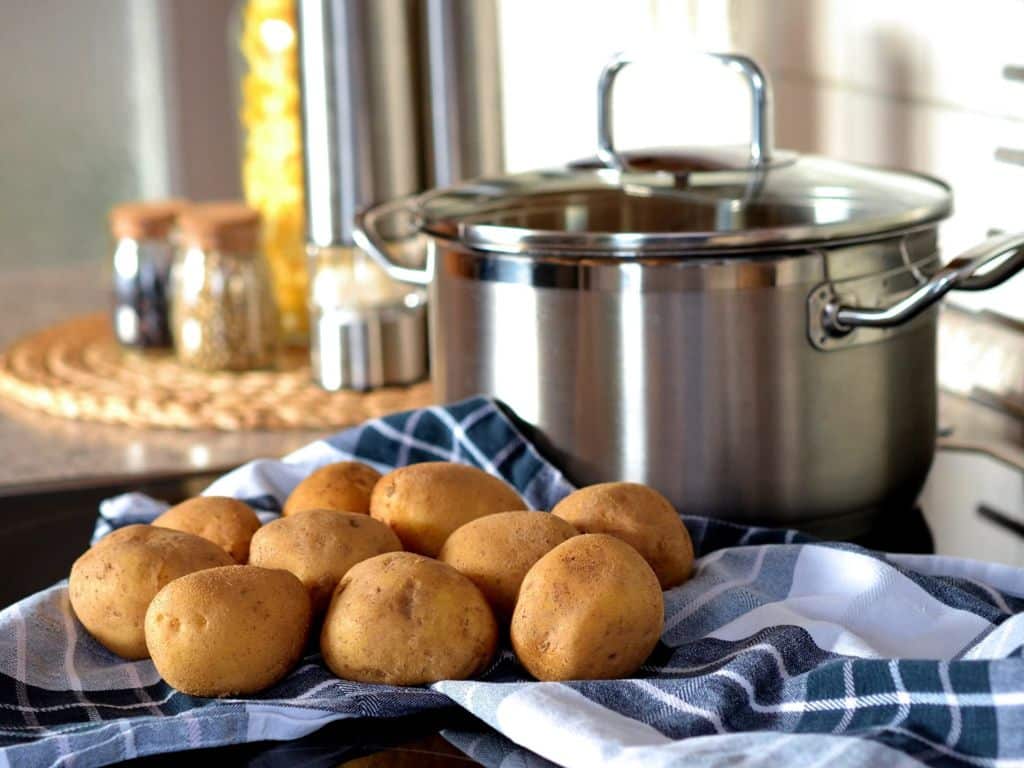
[109,199,188,241]
[179,202,263,253]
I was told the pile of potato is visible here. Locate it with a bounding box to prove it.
[68,461,694,697]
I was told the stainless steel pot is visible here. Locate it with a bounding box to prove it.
[354,52,1024,536]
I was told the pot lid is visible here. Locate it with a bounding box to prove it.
[415,52,952,256]
[417,152,952,255]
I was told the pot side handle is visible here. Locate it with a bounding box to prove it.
[823,231,1024,336]
[352,196,433,286]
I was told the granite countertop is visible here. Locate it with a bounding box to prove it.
[0,262,329,495]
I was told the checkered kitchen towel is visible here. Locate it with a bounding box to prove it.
[1,397,1024,767]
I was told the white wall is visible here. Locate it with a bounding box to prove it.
[0,0,144,269]
[498,0,1024,321]
[4,1,1021,317]
[728,0,1024,320]
[498,0,741,171]
[0,0,239,271]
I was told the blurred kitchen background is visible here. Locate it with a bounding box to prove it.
[4,0,1023,319]
[1,0,1023,600]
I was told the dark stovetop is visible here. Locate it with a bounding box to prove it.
[852,504,935,554]
[123,711,486,767]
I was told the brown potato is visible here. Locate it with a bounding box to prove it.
[153,496,261,563]
[320,552,498,686]
[145,565,311,697]
[511,534,664,681]
[68,525,234,660]
[249,509,403,614]
[370,462,526,556]
[438,511,578,622]
[551,482,694,589]
[283,461,382,517]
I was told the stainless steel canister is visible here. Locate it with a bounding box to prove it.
[355,52,1024,537]
[296,0,504,390]
[297,0,428,390]
[420,0,504,186]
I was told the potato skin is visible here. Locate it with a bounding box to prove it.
[145,566,311,697]
[283,461,381,517]
[249,509,402,614]
[320,552,498,686]
[69,525,234,660]
[552,482,694,589]
[439,511,578,622]
[511,534,664,681]
[370,462,526,557]
[153,496,261,563]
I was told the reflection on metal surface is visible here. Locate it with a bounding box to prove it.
[490,283,539,426]
[297,0,422,248]
[618,263,647,479]
[422,0,504,187]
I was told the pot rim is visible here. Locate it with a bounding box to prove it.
[422,218,947,262]
[412,163,953,258]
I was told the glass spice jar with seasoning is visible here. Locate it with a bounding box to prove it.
[170,203,279,371]
[109,200,187,349]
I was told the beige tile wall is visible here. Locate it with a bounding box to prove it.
[498,0,1024,320]
[0,0,240,275]
[727,0,1024,319]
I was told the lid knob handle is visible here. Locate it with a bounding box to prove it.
[596,51,775,170]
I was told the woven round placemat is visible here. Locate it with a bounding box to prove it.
[0,314,434,430]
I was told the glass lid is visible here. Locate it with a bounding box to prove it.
[417,152,952,255]
[415,52,952,256]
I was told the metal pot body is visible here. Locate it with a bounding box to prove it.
[353,48,1024,533]
[429,228,941,536]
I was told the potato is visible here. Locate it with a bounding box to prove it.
[551,482,694,589]
[439,511,578,622]
[283,461,381,517]
[320,552,497,685]
[153,496,261,563]
[511,534,664,681]
[145,565,311,697]
[249,509,402,614]
[370,462,526,557]
[68,525,234,660]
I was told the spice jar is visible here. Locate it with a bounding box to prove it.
[170,203,279,371]
[308,245,428,391]
[109,200,186,349]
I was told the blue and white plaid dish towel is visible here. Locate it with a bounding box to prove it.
[1,396,1023,767]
